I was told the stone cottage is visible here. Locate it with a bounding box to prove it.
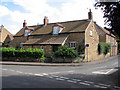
[0,25,13,47]
[9,9,118,61]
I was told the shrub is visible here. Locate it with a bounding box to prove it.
[2,47,44,59]
[54,46,79,58]
[2,47,16,57]
[98,42,111,55]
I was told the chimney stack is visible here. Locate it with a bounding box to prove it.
[23,20,27,27]
[44,16,49,26]
[88,9,93,20]
[1,25,4,29]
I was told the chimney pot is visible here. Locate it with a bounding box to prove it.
[88,9,93,20]
[23,20,27,27]
[44,16,49,26]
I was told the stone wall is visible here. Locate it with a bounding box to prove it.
[85,21,100,61]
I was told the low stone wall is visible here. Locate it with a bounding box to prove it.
[2,57,45,62]
[52,57,83,63]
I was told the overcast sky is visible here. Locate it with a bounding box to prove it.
[0,0,105,34]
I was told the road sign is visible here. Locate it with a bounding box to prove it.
[86,44,89,47]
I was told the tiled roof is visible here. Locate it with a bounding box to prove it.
[94,24,106,35]
[30,19,90,35]
[14,25,38,36]
[24,34,69,45]
[95,23,116,38]
[0,26,12,43]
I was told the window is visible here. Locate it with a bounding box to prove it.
[24,30,29,36]
[40,45,44,50]
[70,42,76,49]
[20,42,24,48]
[53,26,59,35]
[90,30,92,36]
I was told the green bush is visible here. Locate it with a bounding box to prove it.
[2,47,16,57]
[2,47,44,59]
[98,42,111,55]
[54,46,79,58]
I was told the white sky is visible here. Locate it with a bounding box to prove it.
[0,0,105,34]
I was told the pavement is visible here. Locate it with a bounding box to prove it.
[0,55,119,66]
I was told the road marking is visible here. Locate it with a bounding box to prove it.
[98,83,111,87]
[51,75,59,78]
[34,74,44,76]
[42,73,48,75]
[67,80,77,83]
[16,71,23,73]
[72,79,81,82]
[92,69,114,74]
[114,86,120,89]
[94,85,107,88]
[84,81,94,84]
[56,78,65,81]
[79,82,90,86]
[59,77,69,80]
[68,71,74,73]
[2,69,7,70]
[94,85,102,88]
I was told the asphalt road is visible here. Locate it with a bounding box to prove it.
[1,55,120,89]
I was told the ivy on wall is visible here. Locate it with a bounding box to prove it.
[98,42,111,55]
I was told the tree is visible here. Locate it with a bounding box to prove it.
[95,2,120,38]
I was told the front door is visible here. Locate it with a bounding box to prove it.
[53,45,59,52]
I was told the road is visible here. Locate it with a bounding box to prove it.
[1,55,120,89]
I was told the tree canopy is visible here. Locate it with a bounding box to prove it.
[95,2,120,38]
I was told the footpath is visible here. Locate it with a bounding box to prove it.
[0,55,119,66]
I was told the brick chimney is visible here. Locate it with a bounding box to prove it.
[1,25,4,29]
[88,9,93,20]
[44,16,49,26]
[23,20,27,27]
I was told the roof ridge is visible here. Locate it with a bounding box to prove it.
[27,19,89,27]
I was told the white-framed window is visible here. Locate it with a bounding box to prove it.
[70,42,76,49]
[90,29,92,36]
[53,26,59,35]
[20,42,24,48]
[24,30,29,36]
[40,45,44,50]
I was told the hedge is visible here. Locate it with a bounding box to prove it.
[98,42,111,55]
[1,47,44,59]
[53,46,79,58]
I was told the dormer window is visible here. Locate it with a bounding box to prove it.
[24,30,29,36]
[53,26,59,35]
[53,24,64,35]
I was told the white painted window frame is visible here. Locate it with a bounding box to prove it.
[70,42,76,49]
